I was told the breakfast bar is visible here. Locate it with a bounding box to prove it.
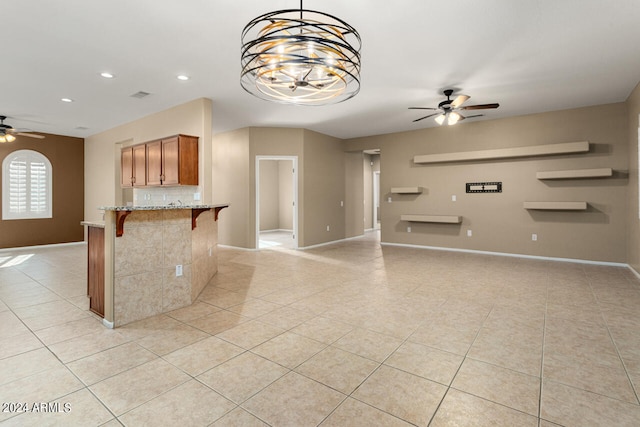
[85,204,228,328]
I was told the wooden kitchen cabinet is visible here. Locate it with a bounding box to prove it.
[121,134,198,188]
[146,134,198,186]
[87,225,105,317]
[146,140,162,186]
[121,144,147,187]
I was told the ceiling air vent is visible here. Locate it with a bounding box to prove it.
[130,91,151,99]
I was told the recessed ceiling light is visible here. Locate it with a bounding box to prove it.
[177,75,190,81]
[61,98,74,103]
[100,72,115,79]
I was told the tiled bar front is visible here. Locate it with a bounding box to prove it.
[102,206,225,327]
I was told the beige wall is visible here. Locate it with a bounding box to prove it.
[278,160,293,229]
[345,152,364,238]
[214,127,303,248]
[84,98,213,223]
[212,127,250,248]
[213,127,348,249]
[345,103,629,263]
[627,82,640,271]
[259,160,279,231]
[250,128,303,248]
[302,129,346,247]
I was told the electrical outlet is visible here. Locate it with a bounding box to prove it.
[407,226,411,233]
[176,265,183,276]
[452,195,457,202]
[467,230,472,237]
[208,247,212,257]
[340,200,344,207]
[194,192,201,201]
[388,197,392,203]
[326,225,330,232]
[532,233,538,241]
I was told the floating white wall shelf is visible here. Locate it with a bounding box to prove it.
[391,187,423,194]
[414,141,589,164]
[536,168,612,180]
[400,214,462,223]
[523,201,588,211]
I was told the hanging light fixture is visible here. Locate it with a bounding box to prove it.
[241,1,361,105]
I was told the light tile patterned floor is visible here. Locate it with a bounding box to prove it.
[1,232,640,426]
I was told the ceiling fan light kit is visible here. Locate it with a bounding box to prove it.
[409,89,499,126]
[0,115,45,142]
[241,0,361,105]
[0,133,16,143]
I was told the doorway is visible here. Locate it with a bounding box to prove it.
[256,156,298,249]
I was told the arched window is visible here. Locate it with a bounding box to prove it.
[2,149,52,220]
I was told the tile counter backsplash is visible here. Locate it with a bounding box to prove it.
[130,186,201,207]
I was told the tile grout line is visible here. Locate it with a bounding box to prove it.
[424,299,494,426]
[586,270,640,406]
[537,270,550,425]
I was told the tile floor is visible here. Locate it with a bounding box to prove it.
[1,232,640,426]
[258,231,295,250]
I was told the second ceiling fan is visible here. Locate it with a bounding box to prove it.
[409,89,499,125]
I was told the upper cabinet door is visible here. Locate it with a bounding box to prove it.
[173,135,198,186]
[132,144,147,186]
[146,140,162,186]
[121,147,133,187]
[161,137,180,185]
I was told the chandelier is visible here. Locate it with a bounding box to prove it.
[241,1,361,105]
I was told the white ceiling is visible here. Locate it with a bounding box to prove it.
[2,0,640,140]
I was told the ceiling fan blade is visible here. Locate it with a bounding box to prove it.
[451,95,470,108]
[459,114,484,122]
[461,103,499,110]
[15,132,45,139]
[413,113,440,122]
[408,107,438,110]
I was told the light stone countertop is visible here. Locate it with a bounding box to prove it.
[81,221,105,228]
[98,203,229,211]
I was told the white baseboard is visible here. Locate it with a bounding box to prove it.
[627,265,640,280]
[380,242,627,267]
[299,234,365,250]
[218,244,258,252]
[0,241,85,253]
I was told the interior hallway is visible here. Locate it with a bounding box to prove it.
[1,232,640,426]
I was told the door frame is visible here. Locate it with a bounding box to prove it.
[373,170,381,230]
[256,156,299,249]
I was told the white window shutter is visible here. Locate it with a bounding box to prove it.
[2,150,52,220]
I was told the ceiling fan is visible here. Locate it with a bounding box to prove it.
[0,115,45,143]
[409,89,499,125]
